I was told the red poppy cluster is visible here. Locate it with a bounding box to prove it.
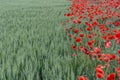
[63,0,120,79]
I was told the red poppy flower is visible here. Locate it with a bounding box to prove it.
[87,41,92,46]
[104,41,112,48]
[115,21,120,26]
[96,72,104,79]
[100,24,105,30]
[87,34,93,38]
[115,31,120,39]
[108,35,115,40]
[96,67,104,74]
[75,37,81,42]
[64,13,73,16]
[106,73,115,80]
[74,29,79,33]
[96,67,104,79]
[92,21,98,26]
[110,54,116,60]
[116,39,120,44]
[77,19,81,24]
[104,57,110,63]
[86,27,92,31]
[78,76,88,80]
[79,34,84,37]
[116,67,120,77]
[113,29,117,33]
[79,46,85,51]
[118,57,120,64]
[118,50,120,55]
[93,47,101,53]
[102,36,107,40]
[72,45,77,50]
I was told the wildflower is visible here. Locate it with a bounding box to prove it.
[74,29,79,33]
[78,76,88,80]
[104,41,112,48]
[96,67,104,79]
[86,27,92,31]
[116,67,120,77]
[93,47,101,53]
[96,68,104,74]
[87,34,93,38]
[106,73,115,80]
[72,45,77,50]
[79,33,84,37]
[100,24,105,30]
[115,21,120,27]
[75,37,81,42]
[118,57,120,64]
[115,31,120,39]
[118,50,120,55]
[92,21,98,26]
[108,35,115,40]
[96,72,104,79]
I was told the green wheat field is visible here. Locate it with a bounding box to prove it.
[0,0,101,80]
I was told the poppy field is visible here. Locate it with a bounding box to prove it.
[63,0,120,80]
[0,0,120,80]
